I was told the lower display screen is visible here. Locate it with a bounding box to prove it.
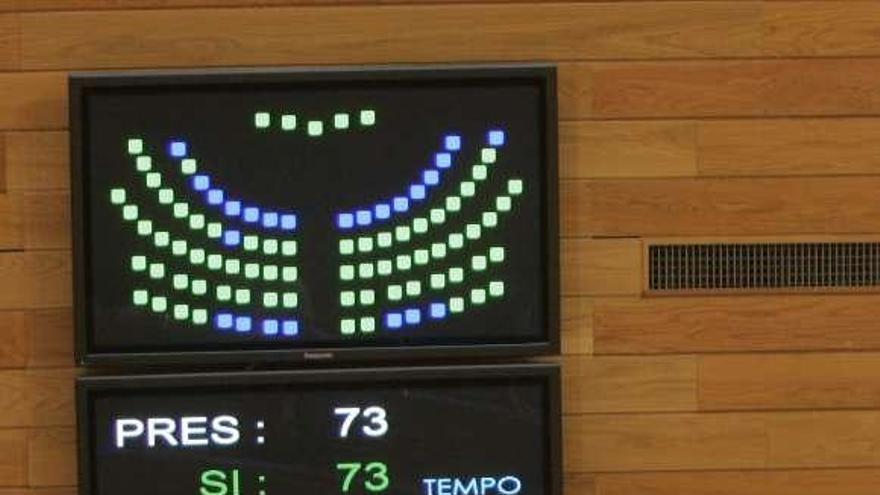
[78,365,560,495]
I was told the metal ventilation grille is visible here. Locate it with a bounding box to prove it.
[648,242,880,293]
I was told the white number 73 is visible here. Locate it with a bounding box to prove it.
[334,406,388,438]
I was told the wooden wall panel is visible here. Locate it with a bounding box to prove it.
[0,429,28,486]
[0,252,71,309]
[0,73,67,131]
[5,131,68,190]
[27,428,76,486]
[0,369,74,427]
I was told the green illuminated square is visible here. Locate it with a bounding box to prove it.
[110,188,126,204]
[136,156,152,172]
[395,226,411,242]
[281,240,298,256]
[307,120,323,136]
[340,291,356,307]
[448,233,464,249]
[358,263,374,279]
[489,246,505,263]
[449,267,464,283]
[341,319,356,335]
[127,138,143,155]
[465,224,481,240]
[262,238,278,255]
[149,263,165,279]
[191,279,207,296]
[158,188,174,204]
[405,280,421,297]
[254,111,271,129]
[207,223,222,239]
[360,317,375,333]
[172,274,188,290]
[377,232,393,248]
[263,265,278,281]
[431,243,446,259]
[472,255,487,271]
[281,114,297,131]
[359,289,375,306]
[508,179,524,195]
[358,237,374,252]
[225,259,241,275]
[181,158,197,175]
[387,285,403,301]
[243,235,259,251]
[216,285,232,301]
[450,297,465,313]
[235,289,251,305]
[282,292,298,308]
[192,308,208,325]
[282,266,298,282]
[207,254,223,270]
[334,113,350,129]
[244,263,260,279]
[413,218,428,233]
[151,296,167,313]
[377,259,392,275]
[360,109,376,126]
[263,292,278,308]
[481,147,497,164]
[395,255,412,271]
[430,209,445,224]
[189,214,205,230]
[489,281,505,297]
[430,273,445,289]
[189,249,206,264]
[131,255,147,272]
[482,211,498,228]
[460,181,476,197]
[172,202,189,218]
[122,204,138,221]
[445,196,461,212]
[132,289,149,305]
[154,231,170,248]
[472,165,488,181]
[171,240,187,256]
[173,304,189,320]
[339,239,355,255]
[340,264,355,281]
[145,172,161,188]
[414,249,429,265]
[496,196,512,212]
[471,288,487,305]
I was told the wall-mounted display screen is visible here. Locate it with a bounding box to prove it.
[77,364,561,495]
[71,65,558,364]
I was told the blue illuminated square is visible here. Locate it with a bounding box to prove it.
[355,210,372,226]
[262,319,279,335]
[393,196,409,212]
[430,303,447,319]
[223,230,241,246]
[216,313,233,329]
[206,189,224,205]
[337,213,354,229]
[262,212,279,228]
[409,184,426,200]
[282,320,299,336]
[169,140,187,158]
[235,316,252,332]
[386,313,403,329]
[435,152,452,169]
[374,203,391,219]
[192,175,210,191]
[280,214,297,230]
[444,135,461,151]
[488,129,506,146]
[243,207,260,223]
[224,200,241,216]
[423,170,440,186]
[404,308,421,324]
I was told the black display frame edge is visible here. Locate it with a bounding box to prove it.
[70,63,560,366]
[75,362,563,495]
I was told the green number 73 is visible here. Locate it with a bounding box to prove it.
[336,462,390,493]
